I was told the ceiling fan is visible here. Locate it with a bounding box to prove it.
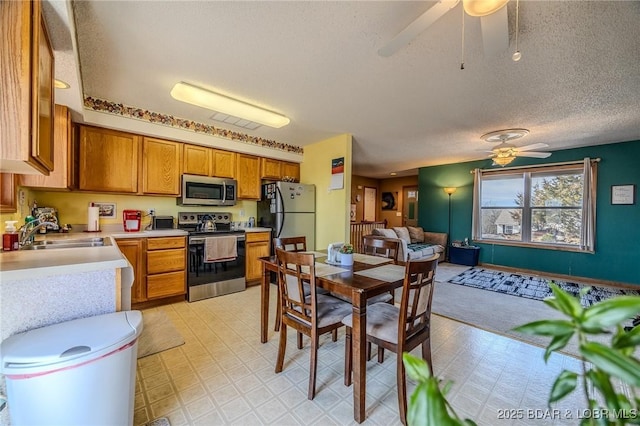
[378,0,511,58]
[481,129,552,166]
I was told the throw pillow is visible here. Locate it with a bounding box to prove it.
[408,226,425,243]
[373,228,398,239]
[393,227,412,245]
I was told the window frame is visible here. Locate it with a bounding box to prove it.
[472,161,597,253]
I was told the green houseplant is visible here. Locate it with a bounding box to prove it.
[403,283,640,426]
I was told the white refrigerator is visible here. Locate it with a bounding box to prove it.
[257,182,316,250]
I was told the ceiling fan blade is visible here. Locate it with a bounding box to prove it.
[480,5,508,57]
[517,151,552,158]
[378,0,460,57]
[517,143,550,152]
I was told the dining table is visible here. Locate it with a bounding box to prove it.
[259,251,407,423]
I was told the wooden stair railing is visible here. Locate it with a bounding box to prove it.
[350,220,387,253]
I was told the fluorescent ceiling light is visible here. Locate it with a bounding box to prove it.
[463,0,509,17]
[170,82,290,128]
[54,79,70,89]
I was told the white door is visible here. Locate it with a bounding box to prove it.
[364,187,377,222]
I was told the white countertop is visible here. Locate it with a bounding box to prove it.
[0,238,129,281]
[244,227,271,233]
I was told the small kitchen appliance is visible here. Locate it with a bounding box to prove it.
[177,175,237,206]
[152,216,174,230]
[123,210,141,232]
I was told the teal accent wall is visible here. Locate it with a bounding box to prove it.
[418,140,640,285]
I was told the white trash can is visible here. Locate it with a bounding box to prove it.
[1,310,143,426]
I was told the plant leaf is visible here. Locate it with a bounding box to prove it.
[582,296,640,330]
[613,324,640,350]
[513,319,575,337]
[544,331,574,362]
[548,282,583,319]
[580,342,640,387]
[549,370,578,403]
[403,352,432,382]
[585,369,620,412]
[407,380,461,426]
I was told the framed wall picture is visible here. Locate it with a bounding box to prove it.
[381,191,397,210]
[611,184,635,205]
[94,202,117,218]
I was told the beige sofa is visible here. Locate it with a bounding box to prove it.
[369,226,447,262]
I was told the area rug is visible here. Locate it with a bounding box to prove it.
[137,310,185,359]
[448,267,640,307]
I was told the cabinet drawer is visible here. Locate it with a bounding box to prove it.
[246,231,270,243]
[147,248,186,274]
[147,236,186,250]
[147,271,185,299]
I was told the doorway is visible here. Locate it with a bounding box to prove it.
[403,186,418,227]
[363,187,377,222]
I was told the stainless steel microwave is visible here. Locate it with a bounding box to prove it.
[178,175,237,206]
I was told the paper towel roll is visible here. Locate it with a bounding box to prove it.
[87,206,100,231]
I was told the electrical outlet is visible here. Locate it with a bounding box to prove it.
[148,209,155,216]
[239,209,245,217]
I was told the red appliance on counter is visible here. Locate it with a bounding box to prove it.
[123,210,141,232]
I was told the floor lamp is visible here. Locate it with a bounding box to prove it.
[444,187,457,261]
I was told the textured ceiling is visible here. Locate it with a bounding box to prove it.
[48,1,640,178]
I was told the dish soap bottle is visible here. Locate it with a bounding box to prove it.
[3,221,19,251]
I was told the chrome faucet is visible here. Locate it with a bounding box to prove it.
[19,220,59,247]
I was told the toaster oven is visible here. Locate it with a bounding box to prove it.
[152,216,174,230]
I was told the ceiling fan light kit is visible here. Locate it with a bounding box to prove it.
[170,82,290,128]
[480,128,552,166]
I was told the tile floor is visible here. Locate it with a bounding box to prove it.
[134,285,590,426]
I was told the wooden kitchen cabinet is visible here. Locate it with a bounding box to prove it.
[1,0,55,175]
[260,158,282,180]
[245,231,271,282]
[141,137,183,195]
[281,161,300,182]
[146,236,186,299]
[20,105,76,190]
[78,125,140,193]
[183,144,211,176]
[260,158,300,182]
[0,174,17,213]
[115,238,146,304]
[212,149,236,178]
[236,154,261,199]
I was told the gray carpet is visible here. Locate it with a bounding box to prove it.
[137,310,185,359]
[431,267,632,358]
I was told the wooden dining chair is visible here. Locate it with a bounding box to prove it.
[362,235,400,262]
[274,248,353,400]
[273,236,307,253]
[361,235,400,361]
[342,254,439,424]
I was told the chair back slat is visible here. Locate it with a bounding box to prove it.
[362,236,400,262]
[273,236,307,253]
[275,248,316,324]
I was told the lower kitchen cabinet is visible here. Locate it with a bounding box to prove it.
[245,231,271,283]
[116,236,186,306]
[115,238,146,304]
[146,237,186,299]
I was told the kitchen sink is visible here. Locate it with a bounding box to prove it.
[21,237,112,250]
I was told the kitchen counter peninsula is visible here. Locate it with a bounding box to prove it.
[0,235,135,343]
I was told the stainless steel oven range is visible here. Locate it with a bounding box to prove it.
[178,212,245,302]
